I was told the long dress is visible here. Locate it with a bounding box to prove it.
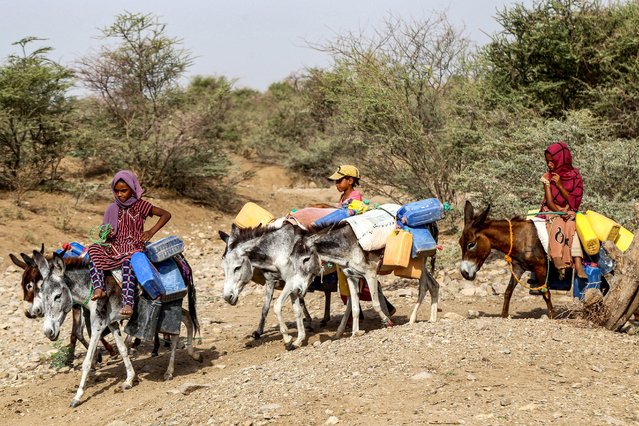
[87,199,154,270]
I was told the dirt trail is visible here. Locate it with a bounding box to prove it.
[0,161,638,426]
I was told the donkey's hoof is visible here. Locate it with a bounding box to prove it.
[163,373,174,381]
[70,399,81,408]
[284,343,297,351]
[251,331,262,340]
[122,382,133,390]
[385,320,394,328]
[192,352,203,363]
[353,330,366,337]
[151,352,159,358]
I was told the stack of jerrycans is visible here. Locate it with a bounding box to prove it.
[126,236,187,341]
[385,198,444,279]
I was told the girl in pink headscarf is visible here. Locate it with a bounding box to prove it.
[87,170,172,316]
[539,141,587,279]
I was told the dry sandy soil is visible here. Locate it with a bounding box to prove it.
[0,160,638,426]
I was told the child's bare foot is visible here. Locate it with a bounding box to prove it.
[91,288,107,300]
[576,267,588,279]
[120,305,133,316]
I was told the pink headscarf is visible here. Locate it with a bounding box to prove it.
[545,141,583,211]
[102,170,144,235]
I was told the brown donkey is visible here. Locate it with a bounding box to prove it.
[459,201,557,318]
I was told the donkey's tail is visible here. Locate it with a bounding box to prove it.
[177,254,200,336]
[427,222,439,274]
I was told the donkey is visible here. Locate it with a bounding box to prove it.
[306,221,440,338]
[219,220,321,349]
[10,249,117,363]
[459,200,557,318]
[31,251,201,407]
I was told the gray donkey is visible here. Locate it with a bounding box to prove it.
[31,251,201,407]
[219,219,321,349]
[306,221,440,338]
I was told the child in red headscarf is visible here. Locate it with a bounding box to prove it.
[88,170,172,315]
[540,141,587,279]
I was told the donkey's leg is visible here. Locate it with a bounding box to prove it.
[300,297,313,330]
[320,289,331,326]
[181,308,202,362]
[345,276,364,337]
[425,268,440,322]
[541,291,555,319]
[163,334,180,380]
[69,330,102,408]
[365,270,392,328]
[254,279,276,339]
[335,297,352,339]
[410,266,429,324]
[501,263,524,318]
[290,293,306,349]
[108,322,136,390]
[273,284,293,345]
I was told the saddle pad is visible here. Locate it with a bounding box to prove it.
[345,204,401,251]
[288,207,337,230]
[530,217,549,254]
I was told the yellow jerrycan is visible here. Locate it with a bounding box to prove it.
[615,226,634,253]
[585,210,621,242]
[234,202,275,229]
[575,212,600,256]
[382,229,413,268]
[394,256,424,279]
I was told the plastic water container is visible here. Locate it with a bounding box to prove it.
[597,247,615,275]
[396,198,444,227]
[145,236,184,263]
[312,208,351,228]
[382,229,413,268]
[405,225,437,258]
[394,257,423,279]
[615,226,634,253]
[234,202,275,229]
[573,263,601,300]
[55,242,87,259]
[586,210,621,242]
[131,252,163,299]
[155,258,187,302]
[575,212,600,256]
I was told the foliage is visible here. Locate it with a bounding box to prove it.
[0,37,74,202]
[49,341,73,369]
[317,13,473,203]
[75,13,233,203]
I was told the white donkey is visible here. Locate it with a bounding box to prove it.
[219,220,321,349]
[32,251,200,407]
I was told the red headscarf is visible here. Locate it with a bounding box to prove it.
[545,141,583,211]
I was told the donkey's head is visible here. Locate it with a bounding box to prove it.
[9,244,45,318]
[31,251,74,341]
[218,225,259,305]
[459,200,492,280]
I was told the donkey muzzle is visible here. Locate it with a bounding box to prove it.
[460,260,478,280]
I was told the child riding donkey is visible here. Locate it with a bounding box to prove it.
[88,170,171,316]
[539,141,587,281]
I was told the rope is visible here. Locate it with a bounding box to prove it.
[88,224,112,246]
[504,219,549,292]
[82,285,94,306]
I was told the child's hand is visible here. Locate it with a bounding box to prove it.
[141,230,154,243]
[551,173,562,185]
[540,175,550,185]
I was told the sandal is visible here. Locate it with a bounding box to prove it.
[91,288,107,300]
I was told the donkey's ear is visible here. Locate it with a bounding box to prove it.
[21,253,36,268]
[218,230,230,244]
[32,250,50,277]
[246,245,268,265]
[464,200,474,225]
[231,223,240,237]
[40,243,45,254]
[51,253,66,277]
[473,204,491,228]
[9,254,27,270]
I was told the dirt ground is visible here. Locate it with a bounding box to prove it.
[0,160,638,426]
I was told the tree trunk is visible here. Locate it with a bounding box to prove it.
[587,220,639,330]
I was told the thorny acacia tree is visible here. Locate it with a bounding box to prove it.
[318,13,472,203]
[0,37,74,203]
[76,12,202,187]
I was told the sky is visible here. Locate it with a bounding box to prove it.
[0,0,531,92]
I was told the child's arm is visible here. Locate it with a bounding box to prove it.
[141,206,172,243]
